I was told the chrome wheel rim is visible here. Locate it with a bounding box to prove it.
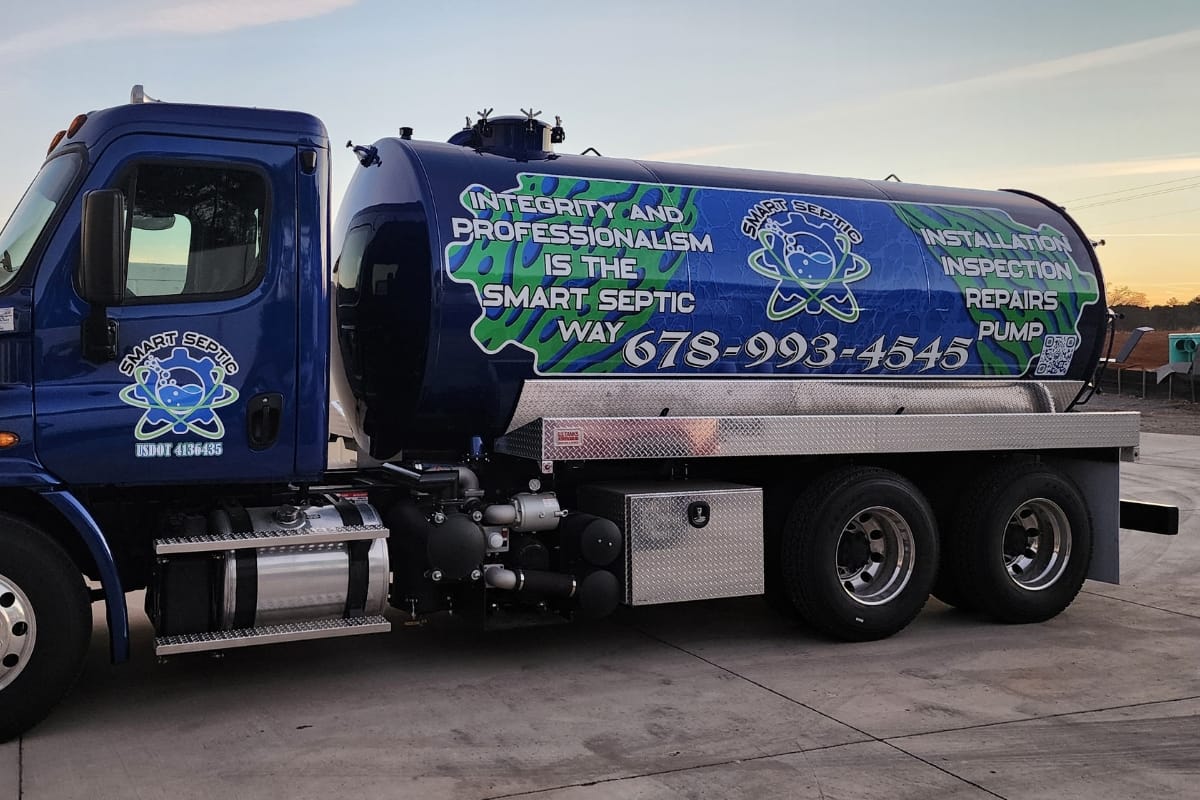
[1003,498,1071,591]
[0,573,37,690]
[835,506,916,606]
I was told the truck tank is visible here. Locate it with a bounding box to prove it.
[333,115,1107,458]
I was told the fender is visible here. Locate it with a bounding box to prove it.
[40,490,129,663]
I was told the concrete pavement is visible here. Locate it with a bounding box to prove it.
[3,432,1198,799]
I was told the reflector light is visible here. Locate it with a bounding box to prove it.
[67,114,88,138]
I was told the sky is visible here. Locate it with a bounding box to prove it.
[1,0,1198,303]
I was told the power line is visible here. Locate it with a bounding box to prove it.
[1070,179,1200,210]
[1063,173,1200,203]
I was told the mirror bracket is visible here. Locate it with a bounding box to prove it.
[82,312,118,364]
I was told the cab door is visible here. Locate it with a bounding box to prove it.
[34,134,299,485]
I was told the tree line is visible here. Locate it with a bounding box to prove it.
[1107,286,1200,331]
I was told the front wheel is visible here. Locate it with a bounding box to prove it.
[0,516,91,741]
[946,465,1092,624]
[780,467,939,641]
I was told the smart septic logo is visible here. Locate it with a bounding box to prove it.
[118,331,239,444]
[741,199,871,323]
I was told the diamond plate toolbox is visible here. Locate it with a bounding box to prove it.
[577,482,764,606]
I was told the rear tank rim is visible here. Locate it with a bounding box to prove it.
[835,506,916,607]
[1002,498,1072,591]
[0,573,38,691]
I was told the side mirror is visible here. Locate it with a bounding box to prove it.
[80,189,128,307]
[80,189,127,363]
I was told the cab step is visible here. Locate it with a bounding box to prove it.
[154,615,391,656]
[154,524,387,555]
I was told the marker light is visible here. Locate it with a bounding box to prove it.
[67,114,88,138]
[0,432,20,448]
[47,130,66,154]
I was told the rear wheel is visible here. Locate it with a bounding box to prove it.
[947,465,1092,624]
[931,568,978,611]
[0,516,91,741]
[763,485,799,617]
[932,501,978,612]
[780,467,938,641]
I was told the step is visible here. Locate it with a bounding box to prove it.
[154,615,391,655]
[155,524,387,555]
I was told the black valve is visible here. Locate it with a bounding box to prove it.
[520,107,542,133]
[345,140,380,167]
[476,108,494,138]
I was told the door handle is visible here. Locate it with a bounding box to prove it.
[247,393,283,450]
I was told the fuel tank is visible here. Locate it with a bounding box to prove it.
[333,116,1106,458]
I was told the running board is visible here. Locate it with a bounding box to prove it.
[154,616,391,656]
[154,524,387,555]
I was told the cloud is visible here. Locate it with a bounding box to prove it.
[898,28,1200,101]
[819,28,1200,123]
[0,0,357,60]
[1012,156,1200,183]
[930,155,1200,192]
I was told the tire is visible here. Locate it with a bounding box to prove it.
[0,515,91,741]
[931,568,978,611]
[762,485,799,618]
[931,504,979,612]
[947,464,1092,624]
[922,474,979,612]
[781,466,938,641]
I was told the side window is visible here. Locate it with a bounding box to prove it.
[335,223,371,303]
[124,163,266,301]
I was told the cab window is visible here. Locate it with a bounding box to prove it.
[0,152,81,291]
[123,163,266,301]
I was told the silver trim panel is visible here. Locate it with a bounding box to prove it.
[507,379,1084,433]
[496,412,1140,463]
[154,615,391,655]
[155,524,388,555]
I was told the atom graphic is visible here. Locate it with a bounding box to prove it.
[747,212,871,323]
[117,347,239,441]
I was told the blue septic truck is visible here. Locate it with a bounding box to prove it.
[0,88,1173,738]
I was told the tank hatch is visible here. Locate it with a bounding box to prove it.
[448,108,565,160]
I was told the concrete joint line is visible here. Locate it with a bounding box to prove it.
[886,693,1200,743]
[479,743,867,800]
[882,740,1008,800]
[1081,589,1200,622]
[624,624,1006,799]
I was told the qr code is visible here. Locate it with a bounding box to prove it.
[1035,334,1079,376]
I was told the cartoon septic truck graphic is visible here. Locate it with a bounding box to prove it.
[0,91,1174,740]
[745,204,872,323]
[119,343,240,443]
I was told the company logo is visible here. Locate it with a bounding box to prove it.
[741,199,871,323]
[118,331,239,442]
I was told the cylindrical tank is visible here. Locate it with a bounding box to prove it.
[150,501,389,636]
[333,117,1106,458]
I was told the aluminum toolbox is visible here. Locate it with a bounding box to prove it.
[577,482,764,606]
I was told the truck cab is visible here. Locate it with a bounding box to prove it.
[8,101,333,487]
[0,98,357,739]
